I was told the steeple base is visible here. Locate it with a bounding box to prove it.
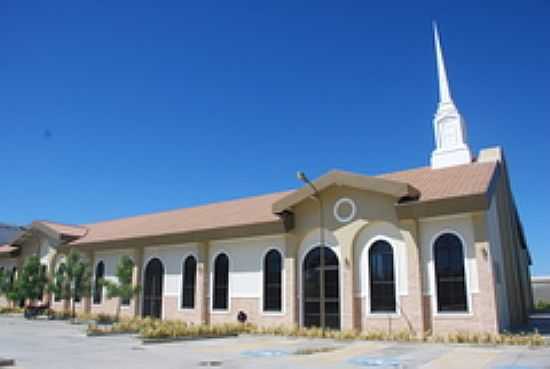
[431,146,472,169]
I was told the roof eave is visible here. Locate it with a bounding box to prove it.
[272,170,418,213]
[64,219,288,251]
[395,192,491,219]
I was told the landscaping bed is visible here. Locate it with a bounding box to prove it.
[5,309,546,347]
[83,317,546,347]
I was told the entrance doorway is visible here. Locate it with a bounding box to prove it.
[302,246,340,330]
[142,258,164,319]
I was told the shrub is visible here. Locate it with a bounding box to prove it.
[0,306,24,314]
[96,313,117,324]
[535,300,550,312]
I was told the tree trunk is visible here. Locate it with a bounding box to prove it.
[71,298,76,320]
[116,298,121,322]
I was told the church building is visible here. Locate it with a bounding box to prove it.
[0,26,533,335]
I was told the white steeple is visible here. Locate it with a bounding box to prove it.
[430,22,473,169]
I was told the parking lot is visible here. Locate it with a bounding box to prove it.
[1,316,550,369]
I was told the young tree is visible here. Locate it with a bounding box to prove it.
[17,256,48,305]
[48,250,92,319]
[102,256,140,321]
[0,268,24,308]
[0,268,13,305]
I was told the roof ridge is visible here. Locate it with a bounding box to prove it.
[35,220,87,229]
[81,190,294,227]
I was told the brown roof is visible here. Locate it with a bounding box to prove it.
[0,244,19,256]
[379,161,497,203]
[35,221,88,238]
[68,161,497,246]
[72,191,292,245]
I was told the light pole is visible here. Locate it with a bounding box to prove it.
[297,171,326,330]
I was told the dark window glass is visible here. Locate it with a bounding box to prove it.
[302,246,340,330]
[181,256,197,309]
[369,240,396,312]
[213,254,229,310]
[434,233,468,312]
[93,261,105,305]
[263,250,282,312]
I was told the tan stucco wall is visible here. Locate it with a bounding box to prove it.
[288,185,425,332]
[8,160,529,337]
[492,163,532,328]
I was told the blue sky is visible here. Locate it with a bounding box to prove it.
[1,1,549,274]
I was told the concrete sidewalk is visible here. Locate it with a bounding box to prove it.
[1,316,549,369]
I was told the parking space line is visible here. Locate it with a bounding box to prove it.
[289,341,387,363]
[419,347,498,369]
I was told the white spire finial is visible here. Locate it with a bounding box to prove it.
[430,22,473,169]
[433,22,452,104]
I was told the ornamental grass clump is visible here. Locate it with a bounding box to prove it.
[426,330,545,347]
[0,307,24,314]
[138,321,254,339]
[112,317,150,333]
[86,317,150,336]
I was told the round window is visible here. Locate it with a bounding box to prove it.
[333,198,357,223]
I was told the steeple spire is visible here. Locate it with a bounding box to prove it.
[433,22,452,104]
[430,22,473,169]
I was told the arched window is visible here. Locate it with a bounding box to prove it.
[369,240,396,312]
[93,261,105,305]
[181,256,197,309]
[213,253,229,310]
[434,233,468,312]
[263,249,282,312]
[54,263,65,302]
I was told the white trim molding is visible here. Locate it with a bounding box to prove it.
[333,197,357,223]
